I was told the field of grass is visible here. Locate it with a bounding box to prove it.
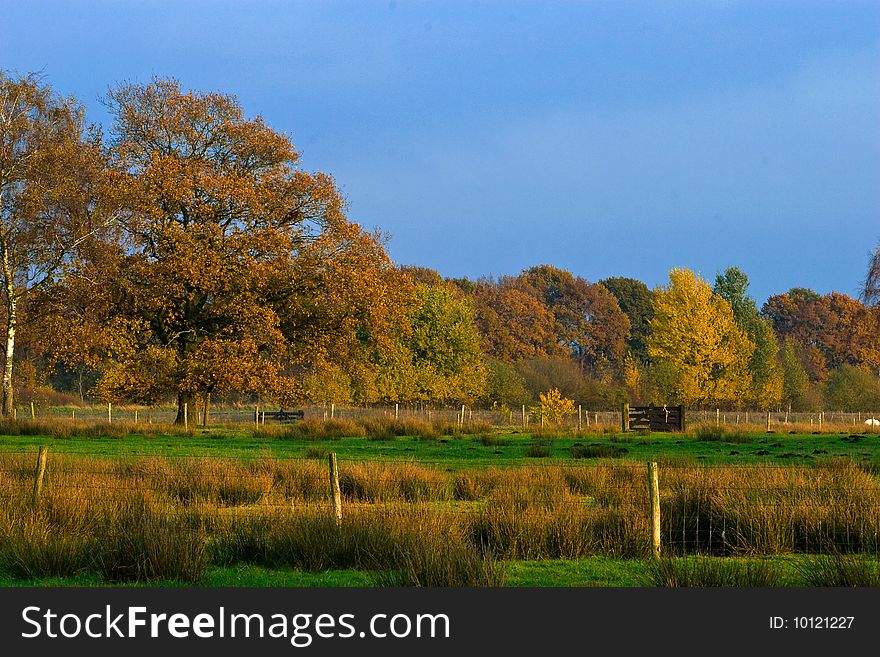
[0,417,878,588]
[0,417,877,468]
[5,556,879,588]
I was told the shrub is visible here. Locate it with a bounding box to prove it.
[532,388,576,426]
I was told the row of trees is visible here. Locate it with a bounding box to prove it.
[452,263,880,412]
[3,71,879,422]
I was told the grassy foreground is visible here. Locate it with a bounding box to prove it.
[5,556,879,588]
[0,418,878,588]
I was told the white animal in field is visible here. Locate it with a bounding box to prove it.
[865,418,880,427]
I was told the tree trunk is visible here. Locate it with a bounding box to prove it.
[174,391,191,425]
[1,307,14,418]
[202,392,210,428]
[1,241,16,418]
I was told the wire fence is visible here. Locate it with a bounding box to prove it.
[10,402,880,432]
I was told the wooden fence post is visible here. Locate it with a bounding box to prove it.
[30,401,35,420]
[767,411,771,432]
[329,452,342,525]
[578,405,582,430]
[621,403,630,432]
[134,409,138,424]
[255,404,259,429]
[521,404,526,429]
[107,402,112,424]
[648,461,661,559]
[32,446,49,508]
[330,402,335,420]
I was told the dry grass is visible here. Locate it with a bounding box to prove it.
[0,452,878,584]
[0,417,192,439]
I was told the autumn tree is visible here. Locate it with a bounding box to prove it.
[470,279,562,362]
[27,285,113,403]
[599,277,655,362]
[825,365,880,412]
[88,78,392,423]
[399,265,444,287]
[647,268,753,407]
[779,338,811,410]
[713,267,782,408]
[0,71,114,416]
[272,227,403,407]
[514,265,630,373]
[482,359,531,408]
[763,290,880,376]
[393,282,487,403]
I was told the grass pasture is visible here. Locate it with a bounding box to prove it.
[0,416,877,468]
[0,418,879,588]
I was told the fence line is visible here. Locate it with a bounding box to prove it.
[6,402,880,434]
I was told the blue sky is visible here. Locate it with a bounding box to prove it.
[3,0,878,304]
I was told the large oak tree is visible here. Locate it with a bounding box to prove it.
[92,78,392,423]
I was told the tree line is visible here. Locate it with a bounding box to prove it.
[2,72,879,422]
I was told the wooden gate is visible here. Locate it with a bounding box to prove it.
[621,403,685,432]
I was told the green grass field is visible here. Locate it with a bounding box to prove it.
[4,556,875,588]
[0,428,876,467]
[1,424,879,588]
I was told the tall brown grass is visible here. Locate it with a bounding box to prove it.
[0,452,878,585]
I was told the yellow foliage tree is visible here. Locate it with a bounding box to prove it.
[647,268,754,407]
[534,387,575,425]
